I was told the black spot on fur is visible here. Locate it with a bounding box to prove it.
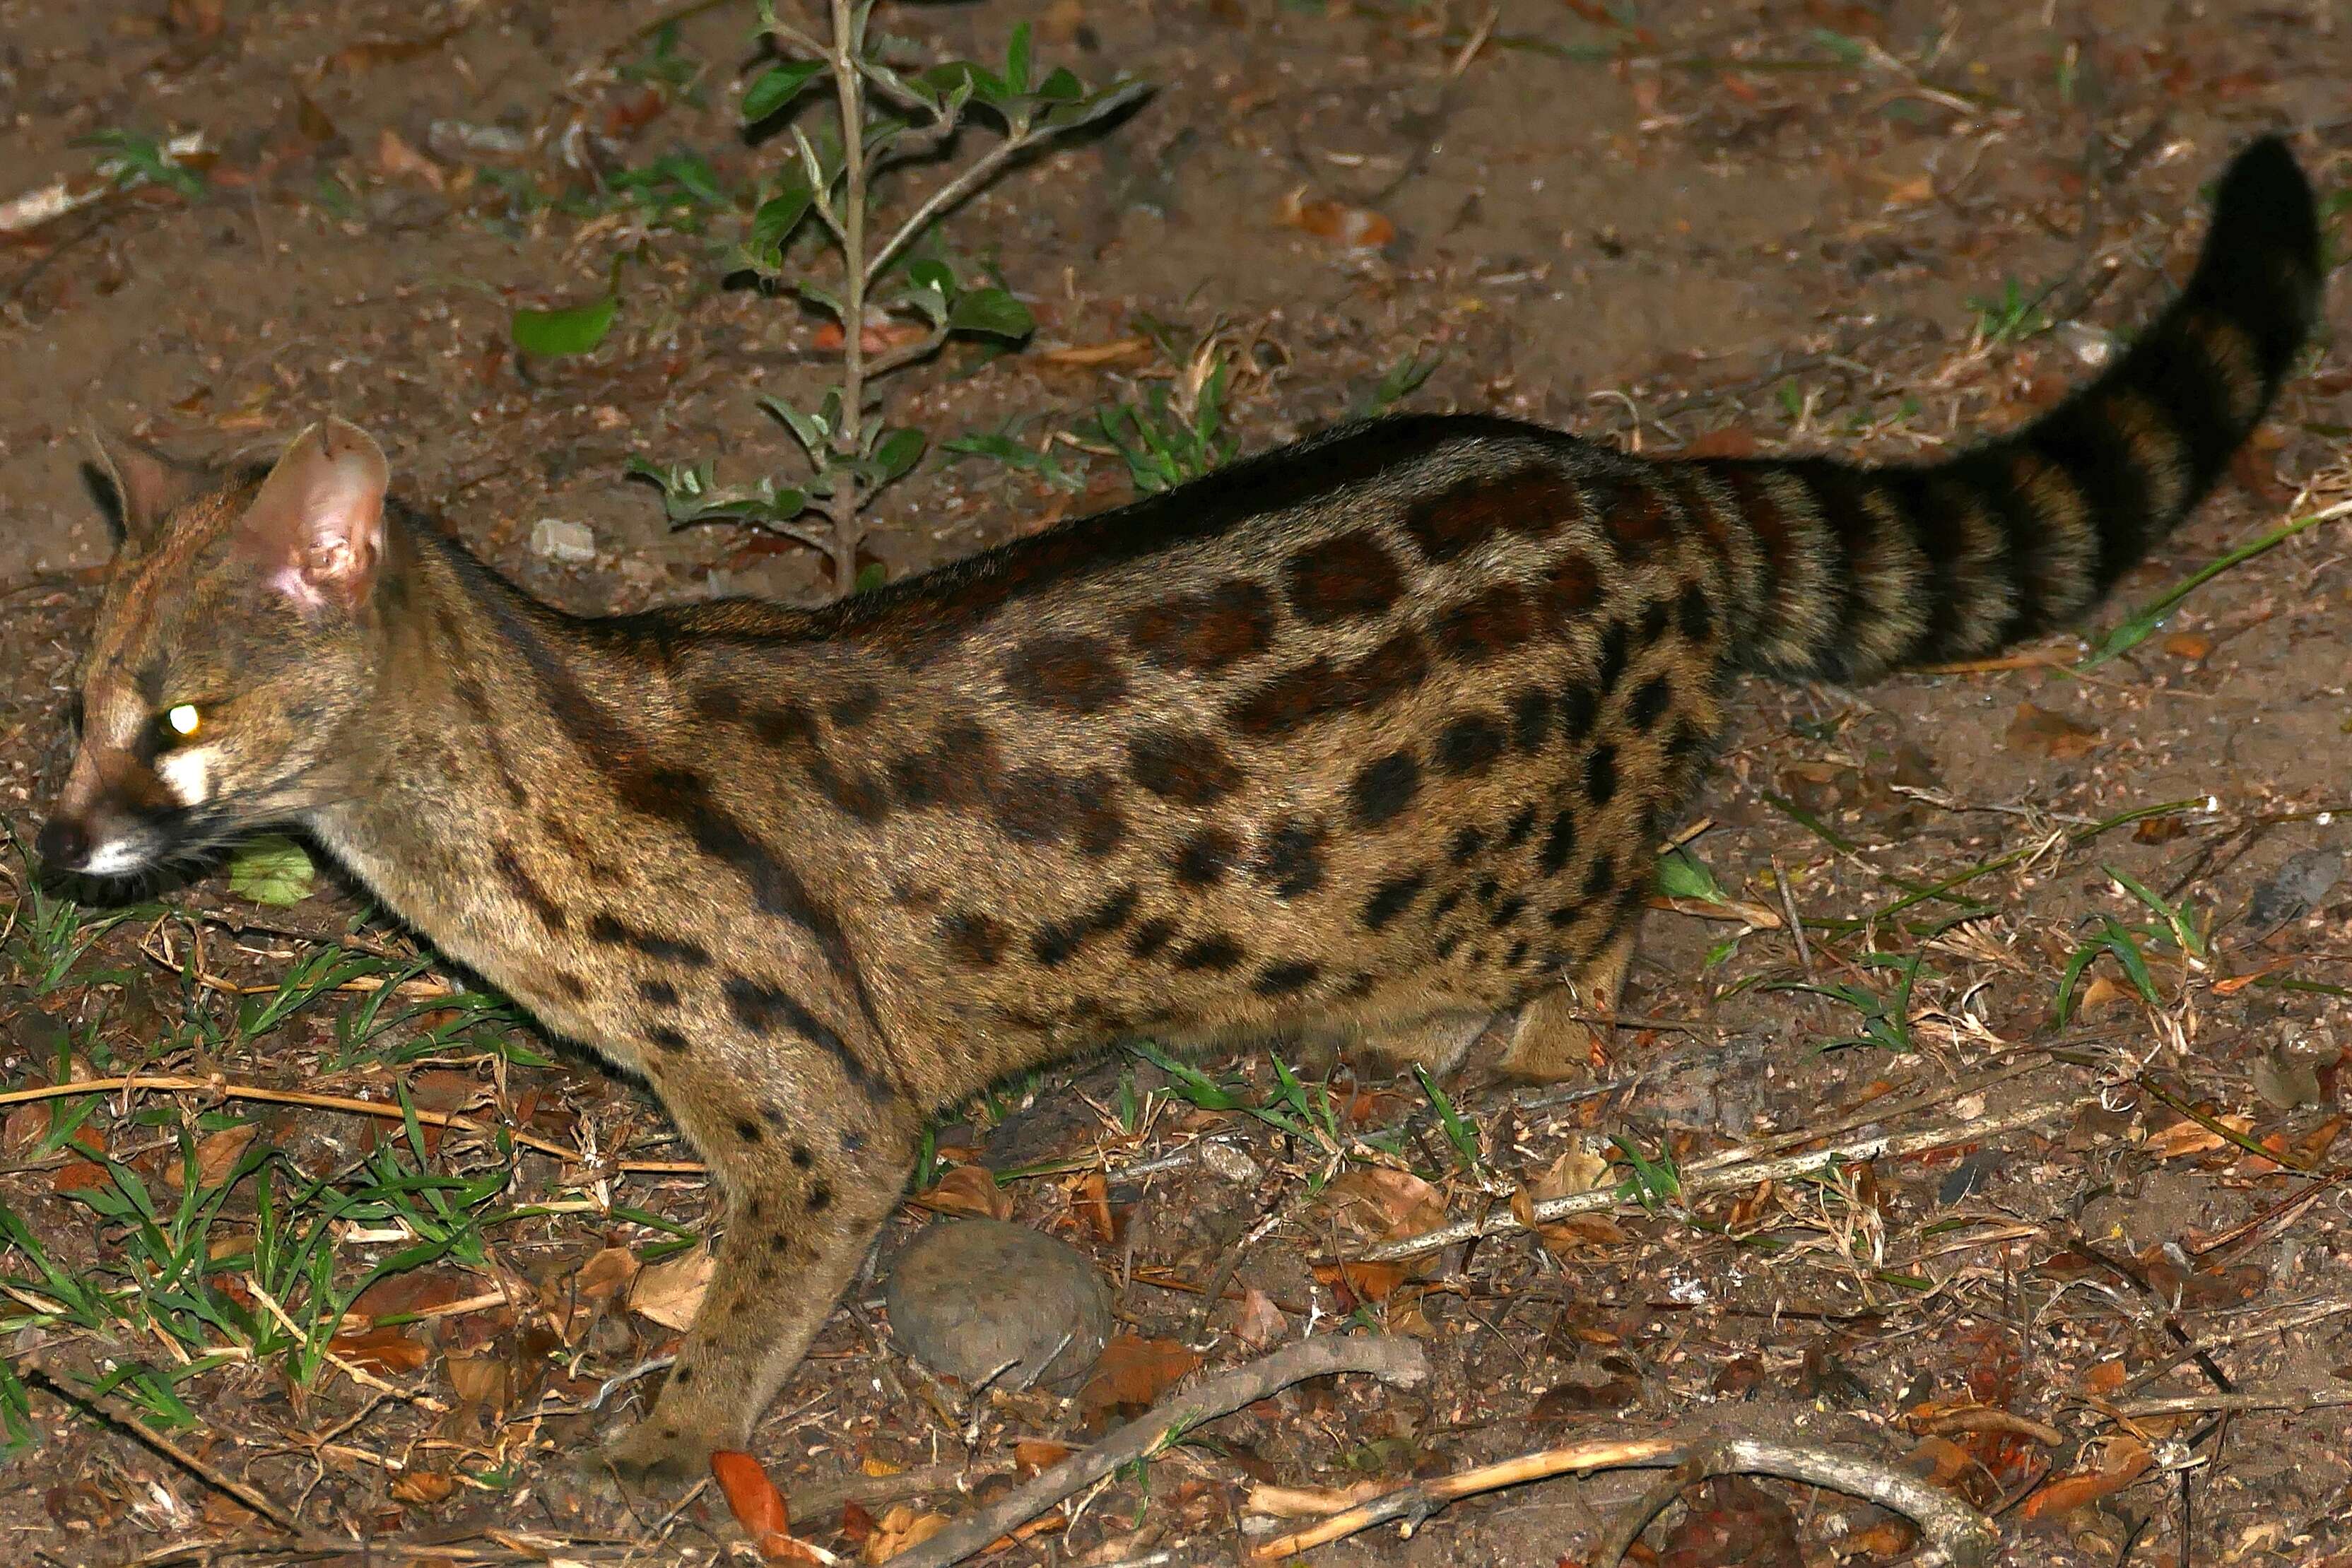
[1174,828,1240,886]
[1175,934,1244,972]
[589,913,712,968]
[1676,581,1714,642]
[1257,819,1327,898]
[1349,750,1421,827]
[1363,871,1427,931]
[1628,675,1671,732]
[1436,713,1506,777]
[1539,809,1577,876]
[1254,960,1321,996]
[1511,688,1553,753]
[638,979,680,1008]
[1032,885,1140,967]
[1585,743,1618,806]
[1129,916,1177,959]
[1500,804,1537,849]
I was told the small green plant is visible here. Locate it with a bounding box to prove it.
[1966,276,2052,347]
[1351,346,1442,418]
[1088,339,1237,493]
[1411,1066,1481,1174]
[621,20,712,107]
[1765,951,1924,1054]
[632,3,1146,589]
[74,129,206,199]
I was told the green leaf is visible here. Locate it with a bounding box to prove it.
[796,279,845,320]
[511,291,617,358]
[872,426,926,481]
[228,836,316,907]
[947,287,1034,340]
[1036,66,1083,103]
[749,183,814,259]
[1654,847,1727,904]
[743,60,825,124]
[1004,22,1033,95]
[906,258,954,294]
[854,561,888,594]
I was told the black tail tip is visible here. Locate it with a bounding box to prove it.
[2208,134,2321,271]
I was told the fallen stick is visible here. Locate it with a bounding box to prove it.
[1362,1092,2086,1261]
[2113,1387,2352,1418]
[0,1072,698,1173]
[1250,1433,1998,1568]
[882,1335,1430,1568]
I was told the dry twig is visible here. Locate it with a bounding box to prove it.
[1249,1433,1997,1567]
[882,1335,1430,1567]
[1362,1092,2087,1261]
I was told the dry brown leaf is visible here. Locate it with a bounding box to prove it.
[375,128,445,190]
[2022,1437,2153,1519]
[1319,1167,1445,1242]
[713,1449,827,1562]
[1311,1258,1406,1309]
[443,1350,512,1415]
[1037,337,1152,368]
[326,1326,429,1374]
[1278,187,1396,249]
[2,1102,52,1155]
[2006,701,2103,760]
[2145,1113,2252,1160]
[2082,1359,2128,1396]
[1229,1285,1288,1350]
[1883,172,1936,206]
[2074,972,2127,1018]
[917,1163,1012,1221]
[574,1245,640,1303]
[630,1244,715,1330]
[165,1121,259,1190]
[1014,1439,1074,1475]
[389,1470,456,1506]
[1066,1171,1115,1244]
[1079,1335,1201,1428]
[2162,630,2215,661]
[866,1504,949,1562]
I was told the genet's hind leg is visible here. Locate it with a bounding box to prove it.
[1310,1008,1498,1080]
[1498,921,1637,1083]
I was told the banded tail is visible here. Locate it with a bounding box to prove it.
[1690,134,2324,683]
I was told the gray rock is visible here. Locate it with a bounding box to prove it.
[885,1220,1110,1392]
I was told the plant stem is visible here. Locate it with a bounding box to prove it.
[823,0,868,590]
[865,124,1036,286]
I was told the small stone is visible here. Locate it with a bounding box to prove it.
[529,517,596,564]
[2247,847,2343,930]
[885,1219,1110,1392]
[1196,1140,1260,1186]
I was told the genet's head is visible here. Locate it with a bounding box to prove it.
[37,418,392,879]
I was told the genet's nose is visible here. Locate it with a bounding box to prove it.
[35,815,91,872]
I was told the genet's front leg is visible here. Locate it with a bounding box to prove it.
[596,1077,921,1483]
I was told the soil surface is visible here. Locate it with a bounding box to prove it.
[4,2,2352,1565]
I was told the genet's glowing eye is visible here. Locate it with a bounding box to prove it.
[165,704,201,738]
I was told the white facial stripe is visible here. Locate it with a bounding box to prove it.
[82,838,155,877]
[155,747,213,807]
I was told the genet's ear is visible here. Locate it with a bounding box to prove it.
[237,418,390,617]
[81,424,210,557]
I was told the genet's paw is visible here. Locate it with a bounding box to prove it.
[582,1415,722,1490]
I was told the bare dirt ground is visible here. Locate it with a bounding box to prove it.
[4,1,2352,1564]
